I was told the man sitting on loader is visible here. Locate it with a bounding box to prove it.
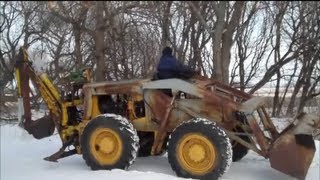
[155,46,196,80]
[154,46,197,96]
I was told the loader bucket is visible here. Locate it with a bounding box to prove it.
[25,115,55,139]
[268,131,315,180]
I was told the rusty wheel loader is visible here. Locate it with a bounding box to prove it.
[14,47,320,180]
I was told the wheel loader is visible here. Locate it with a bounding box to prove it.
[14,47,320,180]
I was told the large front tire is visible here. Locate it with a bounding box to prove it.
[167,118,232,180]
[80,114,139,170]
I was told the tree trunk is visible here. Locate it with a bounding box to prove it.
[73,24,83,69]
[213,1,244,84]
[277,60,298,116]
[272,4,285,117]
[212,2,226,81]
[161,1,172,48]
[94,1,106,82]
[272,71,280,117]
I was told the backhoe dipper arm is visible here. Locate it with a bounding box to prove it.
[15,48,33,132]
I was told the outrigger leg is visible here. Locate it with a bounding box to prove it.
[44,134,78,162]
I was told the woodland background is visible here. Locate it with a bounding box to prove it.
[1,1,319,120]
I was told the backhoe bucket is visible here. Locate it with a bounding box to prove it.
[25,115,55,139]
[268,128,316,180]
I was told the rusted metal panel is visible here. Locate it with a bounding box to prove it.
[260,107,279,139]
[84,79,148,95]
[174,99,236,130]
[201,90,239,129]
[82,86,93,120]
[142,78,205,98]
[269,132,315,180]
[166,108,193,130]
[196,78,252,100]
[246,114,270,156]
[15,49,32,131]
[143,89,172,125]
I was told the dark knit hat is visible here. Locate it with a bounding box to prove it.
[162,47,173,55]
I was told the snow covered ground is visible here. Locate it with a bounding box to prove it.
[1,122,319,180]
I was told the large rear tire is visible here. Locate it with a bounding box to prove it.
[167,118,232,180]
[80,114,139,170]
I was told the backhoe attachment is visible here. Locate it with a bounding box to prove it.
[14,47,57,139]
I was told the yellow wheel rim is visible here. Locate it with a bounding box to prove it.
[90,128,122,165]
[177,133,217,175]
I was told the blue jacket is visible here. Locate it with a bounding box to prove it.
[157,54,194,79]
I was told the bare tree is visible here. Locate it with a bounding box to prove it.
[271,1,289,117]
[286,2,320,115]
[0,1,49,104]
[2,1,319,120]
[230,2,263,91]
[188,1,246,84]
[248,3,303,94]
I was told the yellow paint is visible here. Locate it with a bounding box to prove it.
[91,96,101,118]
[84,68,92,82]
[131,117,158,131]
[37,80,59,116]
[68,99,83,106]
[60,100,84,140]
[132,94,143,101]
[61,126,76,141]
[15,69,21,96]
[90,128,122,165]
[61,104,68,127]
[177,133,217,175]
[76,146,81,154]
[40,73,61,101]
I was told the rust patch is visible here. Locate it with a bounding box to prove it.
[201,90,239,129]
[15,49,32,130]
[144,90,172,124]
[269,132,315,180]
[82,86,93,120]
[247,116,269,156]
